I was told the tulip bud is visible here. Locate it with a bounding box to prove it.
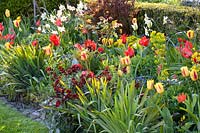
[186,30,194,39]
[180,66,190,77]
[154,82,164,94]
[117,70,123,76]
[147,79,154,90]
[43,45,52,56]
[190,69,198,81]
[5,9,10,17]
[102,38,107,45]
[80,51,88,61]
[120,56,131,66]
[5,42,12,49]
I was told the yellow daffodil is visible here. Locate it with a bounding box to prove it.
[180,66,190,77]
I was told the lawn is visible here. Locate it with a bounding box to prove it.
[0,100,48,133]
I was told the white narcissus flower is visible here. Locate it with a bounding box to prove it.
[144,13,152,29]
[163,16,168,25]
[131,23,138,31]
[49,15,56,23]
[61,16,67,22]
[58,26,65,32]
[57,10,62,18]
[146,19,152,29]
[144,27,149,36]
[67,4,76,11]
[77,1,87,10]
[59,4,66,11]
[38,26,42,31]
[41,12,47,20]
[51,31,58,34]
[45,24,50,29]
[42,28,46,33]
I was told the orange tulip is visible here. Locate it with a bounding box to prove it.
[43,45,52,56]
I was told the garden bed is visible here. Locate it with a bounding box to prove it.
[0,0,200,132]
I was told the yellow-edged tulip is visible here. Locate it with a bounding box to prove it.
[154,82,164,94]
[180,66,190,77]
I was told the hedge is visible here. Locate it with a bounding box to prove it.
[0,0,78,21]
[135,2,200,37]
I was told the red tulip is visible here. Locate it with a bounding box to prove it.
[97,47,104,53]
[32,40,38,47]
[181,47,193,58]
[74,43,83,51]
[55,100,61,107]
[177,93,187,103]
[0,23,4,32]
[84,39,97,51]
[50,34,60,46]
[139,36,149,47]
[124,47,135,58]
[120,34,127,44]
[185,40,193,49]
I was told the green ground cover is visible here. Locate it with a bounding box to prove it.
[0,100,48,133]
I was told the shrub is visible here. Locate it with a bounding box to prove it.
[135,2,200,38]
[87,0,137,34]
[0,0,66,21]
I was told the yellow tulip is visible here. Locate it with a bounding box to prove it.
[180,66,190,77]
[120,56,131,66]
[154,82,164,94]
[13,16,21,28]
[5,42,12,49]
[5,9,10,17]
[126,66,131,74]
[43,45,52,56]
[80,51,88,61]
[190,69,198,81]
[117,70,123,76]
[147,79,154,90]
[102,38,107,45]
[186,30,194,39]
[108,38,114,46]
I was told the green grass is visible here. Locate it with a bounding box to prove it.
[0,100,48,133]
